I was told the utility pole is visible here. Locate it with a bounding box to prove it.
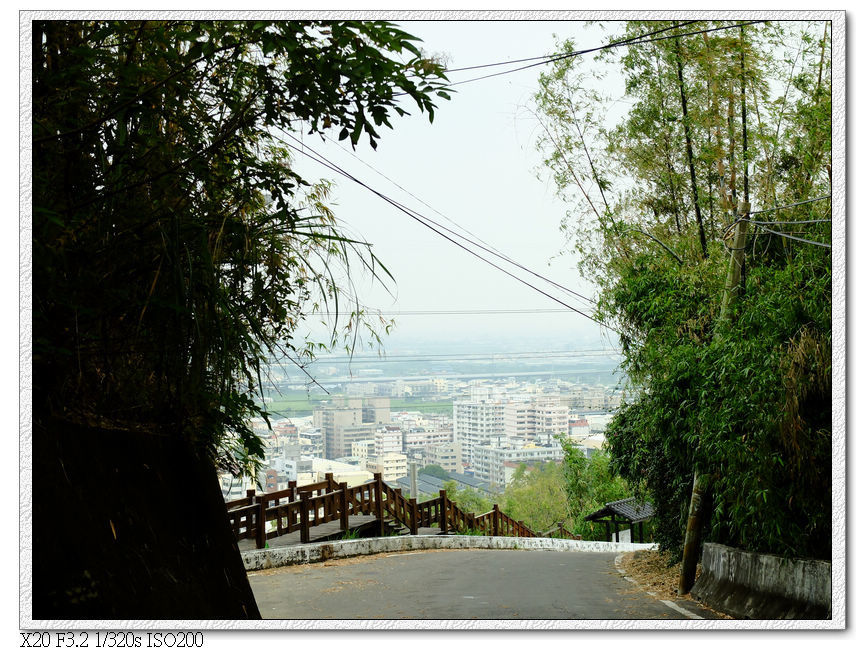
[679,199,750,595]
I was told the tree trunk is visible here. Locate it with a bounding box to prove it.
[32,417,261,620]
[674,35,708,258]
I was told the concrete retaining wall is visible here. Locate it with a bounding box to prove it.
[242,535,656,572]
[691,542,831,619]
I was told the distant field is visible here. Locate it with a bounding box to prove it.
[389,399,453,415]
[263,390,331,418]
[262,392,453,418]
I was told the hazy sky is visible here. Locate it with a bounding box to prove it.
[292,20,622,352]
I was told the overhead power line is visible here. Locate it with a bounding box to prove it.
[721,195,832,241]
[436,20,765,91]
[746,195,831,217]
[280,132,617,333]
[320,132,597,310]
[750,224,831,249]
[306,308,579,316]
[442,21,699,74]
[305,355,618,365]
[305,348,620,361]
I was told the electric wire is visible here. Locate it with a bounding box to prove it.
[294,139,606,325]
[319,132,597,309]
[307,348,621,361]
[433,20,766,91]
[305,355,618,365]
[747,218,831,226]
[305,308,577,316]
[441,21,700,75]
[720,194,832,241]
[749,224,831,249]
[280,132,616,332]
[746,195,830,217]
[721,194,832,251]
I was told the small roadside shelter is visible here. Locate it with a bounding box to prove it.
[584,497,655,543]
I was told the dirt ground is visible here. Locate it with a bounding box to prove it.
[619,549,695,599]
[618,549,733,618]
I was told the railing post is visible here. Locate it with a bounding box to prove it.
[374,473,385,537]
[395,487,403,523]
[340,482,349,533]
[325,472,335,490]
[492,504,500,537]
[300,491,310,544]
[409,498,419,535]
[288,480,296,502]
[255,496,267,549]
[246,488,256,505]
[439,490,448,535]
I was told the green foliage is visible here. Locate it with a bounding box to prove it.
[442,480,493,515]
[33,21,449,481]
[502,461,569,534]
[534,21,831,559]
[418,464,450,480]
[501,450,629,540]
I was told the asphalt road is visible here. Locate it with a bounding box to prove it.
[248,548,709,620]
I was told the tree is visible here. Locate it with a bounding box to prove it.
[559,438,631,539]
[419,464,450,480]
[502,462,570,533]
[32,20,449,618]
[442,480,494,517]
[499,448,629,539]
[533,20,831,560]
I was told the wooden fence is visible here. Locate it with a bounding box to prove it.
[226,472,578,549]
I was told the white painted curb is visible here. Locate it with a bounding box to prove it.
[243,535,657,571]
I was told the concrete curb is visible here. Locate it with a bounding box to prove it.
[242,535,657,572]
[691,542,831,619]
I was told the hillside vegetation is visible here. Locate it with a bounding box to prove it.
[533,20,832,560]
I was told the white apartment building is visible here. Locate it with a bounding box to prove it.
[503,396,569,445]
[402,427,452,450]
[375,426,403,457]
[534,397,570,444]
[425,441,463,474]
[366,452,408,482]
[351,439,376,459]
[472,443,572,490]
[453,397,505,468]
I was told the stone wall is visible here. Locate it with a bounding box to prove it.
[691,542,831,619]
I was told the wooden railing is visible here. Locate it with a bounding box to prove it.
[226,472,578,549]
[538,521,582,540]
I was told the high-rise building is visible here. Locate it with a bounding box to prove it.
[503,396,569,445]
[453,395,505,468]
[314,397,391,459]
[375,426,403,457]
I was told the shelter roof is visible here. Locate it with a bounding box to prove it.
[584,497,655,523]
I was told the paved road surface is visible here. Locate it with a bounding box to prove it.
[249,548,712,620]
